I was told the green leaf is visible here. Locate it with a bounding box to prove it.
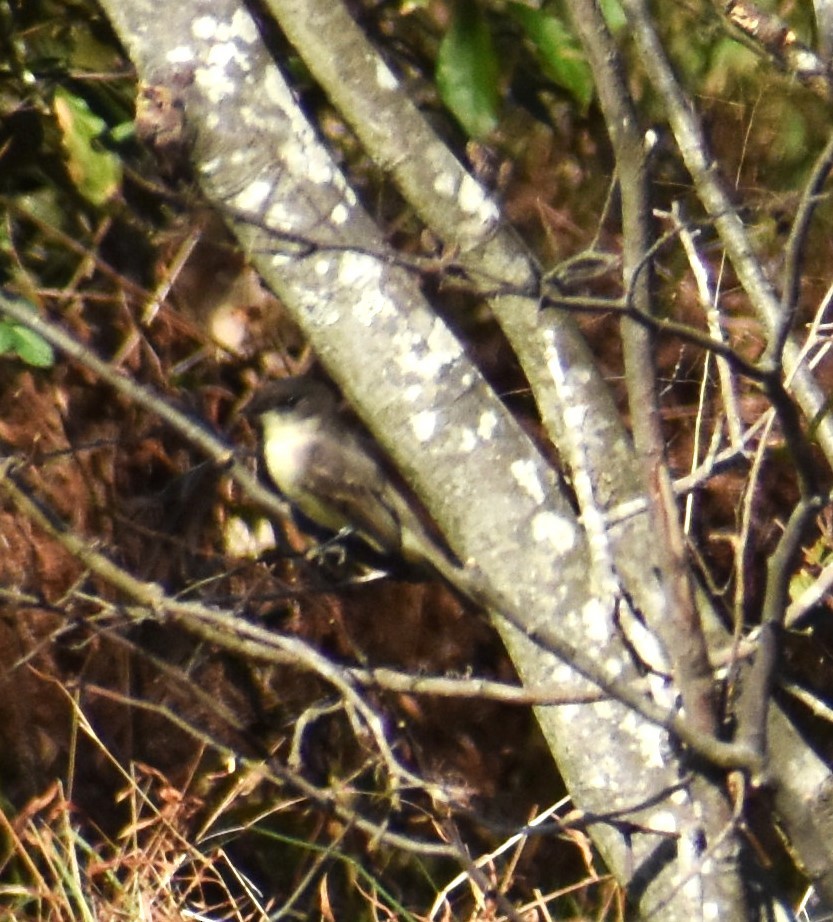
[436,1,500,139]
[0,322,16,355]
[8,324,55,367]
[599,0,626,34]
[0,294,55,368]
[53,85,122,205]
[509,5,594,114]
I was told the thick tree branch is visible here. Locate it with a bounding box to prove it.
[564,2,744,916]
[82,0,833,913]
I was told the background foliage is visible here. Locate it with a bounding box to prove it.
[1,0,832,919]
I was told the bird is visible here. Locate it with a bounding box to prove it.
[245,376,462,579]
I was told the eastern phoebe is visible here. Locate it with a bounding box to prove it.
[247,377,461,577]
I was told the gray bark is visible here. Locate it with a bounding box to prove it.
[87,0,833,917]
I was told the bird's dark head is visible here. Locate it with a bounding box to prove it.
[245,377,338,422]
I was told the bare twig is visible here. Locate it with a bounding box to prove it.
[668,203,743,448]
[621,0,833,463]
[780,131,833,334]
[0,290,292,528]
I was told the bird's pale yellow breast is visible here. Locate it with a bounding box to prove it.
[260,410,316,497]
[259,410,353,534]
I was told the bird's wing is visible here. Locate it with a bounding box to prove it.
[301,436,404,554]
